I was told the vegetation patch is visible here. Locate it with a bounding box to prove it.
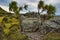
[44,32,60,40]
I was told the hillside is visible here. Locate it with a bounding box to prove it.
[0,7,28,40]
[0,7,60,40]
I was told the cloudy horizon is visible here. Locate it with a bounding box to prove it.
[0,0,60,15]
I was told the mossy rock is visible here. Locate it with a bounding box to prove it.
[7,32,28,40]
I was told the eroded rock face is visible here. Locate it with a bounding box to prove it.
[21,21,40,32]
[21,17,60,40]
[21,17,60,33]
[21,17,39,32]
[40,19,60,35]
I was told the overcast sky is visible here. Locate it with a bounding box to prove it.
[0,0,60,15]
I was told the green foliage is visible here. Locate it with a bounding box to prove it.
[24,4,28,10]
[9,1,18,12]
[38,0,56,25]
[19,7,23,11]
[9,1,28,15]
[0,14,28,40]
[2,17,18,35]
[38,0,44,9]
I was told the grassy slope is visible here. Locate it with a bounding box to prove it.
[0,13,28,40]
[44,31,60,40]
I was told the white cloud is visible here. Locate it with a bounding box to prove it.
[16,0,60,12]
[0,5,9,12]
[44,0,60,5]
[0,0,60,14]
[27,2,38,7]
[12,0,17,1]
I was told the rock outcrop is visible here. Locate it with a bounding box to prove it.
[21,17,60,33]
[21,16,60,40]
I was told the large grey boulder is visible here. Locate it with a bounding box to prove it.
[41,19,60,34]
[21,17,60,33]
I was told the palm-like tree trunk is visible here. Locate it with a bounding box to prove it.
[19,15,23,32]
